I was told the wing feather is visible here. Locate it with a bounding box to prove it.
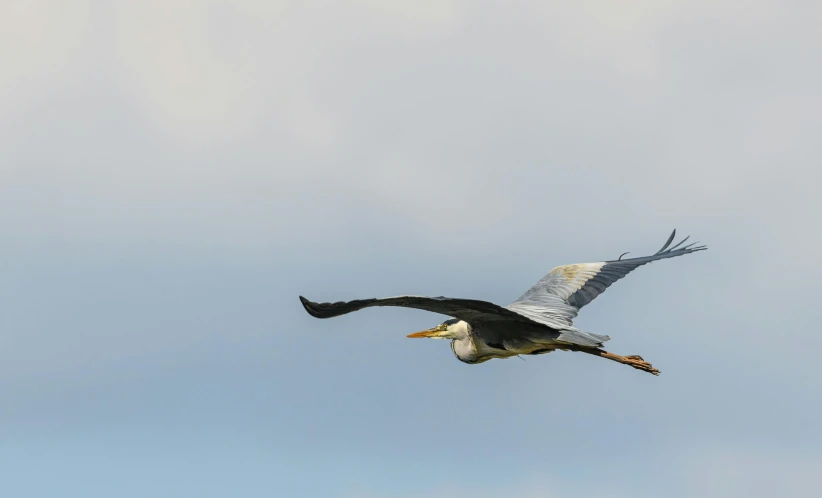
[507,230,706,328]
[299,295,534,324]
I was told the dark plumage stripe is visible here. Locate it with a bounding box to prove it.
[564,230,707,310]
[299,295,537,324]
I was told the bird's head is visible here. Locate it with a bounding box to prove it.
[406,318,468,340]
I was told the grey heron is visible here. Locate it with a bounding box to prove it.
[299,230,706,375]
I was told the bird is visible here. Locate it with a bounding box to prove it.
[299,230,706,375]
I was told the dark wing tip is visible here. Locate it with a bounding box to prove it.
[655,229,677,254]
[298,295,325,318]
[606,231,708,264]
[658,230,709,256]
[677,240,708,254]
[299,295,378,319]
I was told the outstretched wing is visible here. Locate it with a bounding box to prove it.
[507,230,706,328]
[299,295,535,324]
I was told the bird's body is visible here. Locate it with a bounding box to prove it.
[300,230,706,375]
[446,319,563,364]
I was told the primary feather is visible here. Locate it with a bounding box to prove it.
[507,229,706,330]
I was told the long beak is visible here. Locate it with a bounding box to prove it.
[406,328,440,338]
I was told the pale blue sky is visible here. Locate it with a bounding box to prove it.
[1,1,820,497]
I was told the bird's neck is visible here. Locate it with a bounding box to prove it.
[450,337,478,363]
[450,320,471,341]
[450,322,479,363]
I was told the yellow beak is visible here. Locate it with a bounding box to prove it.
[406,328,441,338]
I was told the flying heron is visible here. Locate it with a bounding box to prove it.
[299,230,706,375]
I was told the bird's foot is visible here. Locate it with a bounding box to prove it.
[621,355,659,375]
[575,348,661,376]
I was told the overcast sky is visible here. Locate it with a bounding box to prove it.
[1,1,820,497]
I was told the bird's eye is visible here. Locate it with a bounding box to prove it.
[439,324,447,331]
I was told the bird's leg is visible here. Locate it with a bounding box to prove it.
[565,346,660,375]
[596,350,659,375]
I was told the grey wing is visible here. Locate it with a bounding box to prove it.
[507,230,707,328]
[299,295,535,324]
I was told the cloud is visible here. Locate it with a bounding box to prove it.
[0,1,93,115]
[2,0,818,244]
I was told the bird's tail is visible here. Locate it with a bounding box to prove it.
[556,329,611,348]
